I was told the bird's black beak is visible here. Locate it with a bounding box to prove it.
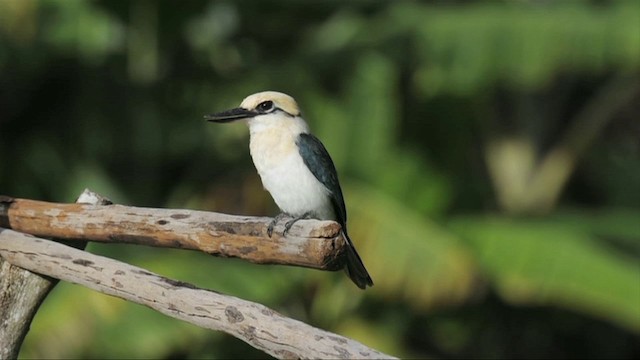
[204,108,257,123]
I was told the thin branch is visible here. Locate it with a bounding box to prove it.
[484,74,640,214]
[0,197,347,271]
[0,229,395,360]
[526,74,640,212]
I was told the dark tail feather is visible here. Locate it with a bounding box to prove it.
[343,232,373,289]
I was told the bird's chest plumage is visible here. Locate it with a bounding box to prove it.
[249,129,334,219]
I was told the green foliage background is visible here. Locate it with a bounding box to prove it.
[1,0,639,358]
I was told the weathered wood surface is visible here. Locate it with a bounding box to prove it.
[0,259,56,360]
[0,189,110,360]
[0,197,347,270]
[0,230,395,360]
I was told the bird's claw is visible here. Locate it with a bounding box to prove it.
[268,212,312,237]
[267,220,276,238]
[283,212,312,236]
[283,219,296,236]
[267,213,290,238]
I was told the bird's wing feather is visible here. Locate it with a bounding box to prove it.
[296,133,347,227]
[297,133,373,289]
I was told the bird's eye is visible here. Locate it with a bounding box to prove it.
[257,101,274,112]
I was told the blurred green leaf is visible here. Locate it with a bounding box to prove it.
[385,2,640,94]
[348,182,477,310]
[41,0,124,63]
[551,208,640,246]
[20,281,211,359]
[449,215,640,332]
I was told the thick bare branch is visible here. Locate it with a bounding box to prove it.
[0,258,55,360]
[0,189,110,360]
[0,230,395,360]
[0,197,346,270]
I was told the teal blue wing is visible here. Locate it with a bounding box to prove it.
[296,133,373,289]
[296,133,347,228]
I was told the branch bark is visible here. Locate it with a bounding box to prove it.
[0,197,347,271]
[0,189,110,360]
[0,258,55,360]
[0,229,395,360]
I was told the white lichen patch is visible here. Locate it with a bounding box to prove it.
[43,208,62,217]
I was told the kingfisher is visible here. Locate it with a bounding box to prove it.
[205,91,373,289]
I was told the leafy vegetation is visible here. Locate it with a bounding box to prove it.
[1,0,638,358]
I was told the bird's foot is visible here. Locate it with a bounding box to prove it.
[267,213,291,238]
[283,212,312,236]
[267,212,313,237]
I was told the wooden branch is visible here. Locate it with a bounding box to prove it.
[0,189,110,359]
[0,258,55,360]
[0,197,346,271]
[0,230,395,360]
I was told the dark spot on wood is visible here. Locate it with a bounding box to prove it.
[260,329,277,339]
[359,351,370,356]
[194,306,210,314]
[86,276,102,284]
[329,335,348,345]
[243,326,256,340]
[225,306,244,323]
[72,259,103,271]
[156,219,169,225]
[314,335,324,341]
[72,259,94,266]
[170,213,190,219]
[160,277,197,289]
[239,246,256,255]
[51,253,73,260]
[168,303,178,311]
[214,223,237,234]
[114,270,125,275]
[261,308,274,316]
[112,279,123,288]
[333,345,351,359]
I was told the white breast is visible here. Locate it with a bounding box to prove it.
[247,115,336,220]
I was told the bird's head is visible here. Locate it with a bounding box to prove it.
[205,91,307,133]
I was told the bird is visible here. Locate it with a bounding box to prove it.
[205,91,373,289]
